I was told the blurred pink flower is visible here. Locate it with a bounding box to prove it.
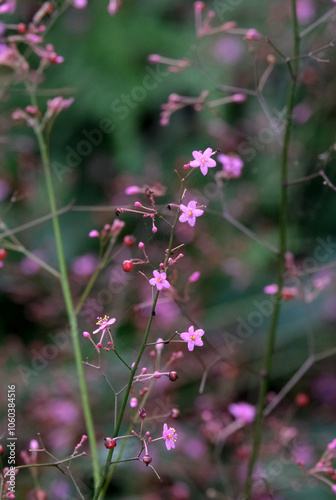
[179,201,204,227]
[163,423,177,450]
[297,0,315,24]
[189,271,201,283]
[0,0,16,14]
[214,36,244,65]
[180,325,204,351]
[190,148,217,175]
[72,254,98,276]
[228,402,256,423]
[217,154,244,179]
[47,96,74,117]
[108,0,121,15]
[73,0,87,8]
[149,270,170,291]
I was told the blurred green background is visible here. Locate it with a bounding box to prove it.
[2,0,336,498]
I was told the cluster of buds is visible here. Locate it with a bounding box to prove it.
[12,96,74,130]
[298,438,336,494]
[158,90,208,127]
[89,219,125,241]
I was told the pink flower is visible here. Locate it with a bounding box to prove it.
[47,97,74,117]
[180,325,204,351]
[0,0,16,14]
[264,284,278,294]
[332,485,336,494]
[130,397,138,408]
[189,271,200,283]
[228,402,256,423]
[163,423,177,450]
[179,201,204,227]
[93,315,116,334]
[149,270,170,291]
[328,439,336,450]
[217,154,244,179]
[189,148,216,175]
[73,0,87,7]
[108,0,121,15]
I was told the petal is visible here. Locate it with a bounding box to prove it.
[194,338,203,347]
[190,160,200,168]
[179,213,188,223]
[207,158,217,168]
[194,209,204,217]
[188,200,197,209]
[160,272,167,280]
[188,326,195,334]
[194,328,204,336]
[163,280,171,289]
[153,270,160,278]
[107,318,116,326]
[192,150,202,160]
[92,326,103,334]
[203,147,213,157]
[156,282,163,291]
[179,203,188,212]
[166,441,171,451]
[188,217,196,227]
[163,423,168,433]
[180,332,189,342]
[188,341,195,351]
[200,164,208,175]
[149,278,156,286]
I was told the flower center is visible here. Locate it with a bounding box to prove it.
[96,315,109,326]
[188,211,193,216]
[190,335,195,341]
[158,278,162,283]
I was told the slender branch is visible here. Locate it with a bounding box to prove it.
[29,88,100,487]
[299,6,336,38]
[243,2,300,498]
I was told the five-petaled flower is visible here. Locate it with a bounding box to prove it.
[179,201,204,227]
[149,270,170,291]
[93,315,116,334]
[180,325,204,351]
[163,423,177,450]
[189,148,217,175]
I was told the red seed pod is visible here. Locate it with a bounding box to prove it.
[295,393,310,407]
[169,371,178,382]
[123,235,136,247]
[0,249,7,260]
[17,23,27,34]
[0,445,4,454]
[104,437,116,449]
[143,455,152,466]
[122,260,133,272]
[49,54,58,64]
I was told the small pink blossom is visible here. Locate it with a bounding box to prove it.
[189,147,216,175]
[0,0,16,14]
[189,271,200,283]
[264,284,278,294]
[217,154,244,179]
[155,338,164,351]
[163,423,177,450]
[328,439,336,450]
[47,96,74,117]
[93,315,116,334]
[228,402,256,423]
[180,325,204,351]
[73,0,87,7]
[89,230,99,238]
[108,0,121,15]
[245,29,262,40]
[149,270,170,291]
[130,397,138,408]
[179,201,204,227]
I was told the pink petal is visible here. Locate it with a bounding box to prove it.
[188,217,196,227]
[188,342,195,351]
[203,147,213,157]
[180,332,189,342]
[200,164,208,176]
[192,150,202,160]
[179,213,188,223]
[194,209,204,217]
[190,160,200,168]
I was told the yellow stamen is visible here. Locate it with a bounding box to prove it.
[191,335,195,341]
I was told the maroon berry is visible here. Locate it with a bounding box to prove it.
[123,235,136,247]
[0,249,7,260]
[104,437,116,449]
[143,455,152,466]
[138,407,147,419]
[122,260,133,272]
[295,393,309,406]
[169,371,178,382]
[0,445,3,454]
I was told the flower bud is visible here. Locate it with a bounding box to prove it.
[139,407,147,419]
[143,454,152,466]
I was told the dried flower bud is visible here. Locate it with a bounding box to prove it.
[143,454,152,465]
[139,407,147,419]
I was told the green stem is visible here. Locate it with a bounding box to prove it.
[93,182,184,500]
[242,3,300,499]
[32,104,100,487]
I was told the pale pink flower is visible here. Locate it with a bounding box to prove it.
[108,0,121,15]
[180,325,204,351]
[228,402,256,423]
[149,270,170,291]
[297,0,315,24]
[73,0,87,7]
[189,147,216,175]
[264,284,278,294]
[163,423,177,450]
[93,315,116,334]
[0,0,16,14]
[217,154,244,179]
[130,397,138,408]
[179,201,204,227]
[89,230,99,238]
[189,271,200,283]
[47,96,74,117]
